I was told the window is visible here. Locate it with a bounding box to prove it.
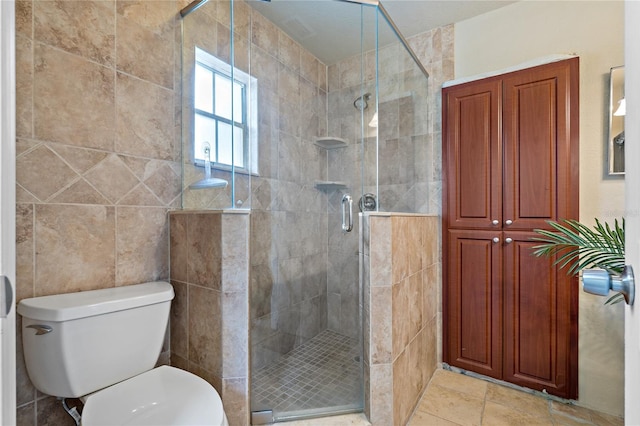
[193,47,257,173]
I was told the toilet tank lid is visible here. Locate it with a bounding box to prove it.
[17,282,175,322]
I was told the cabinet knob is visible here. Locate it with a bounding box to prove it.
[505,219,513,226]
[492,219,499,225]
[492,237,500,243]
[505,238,513,244]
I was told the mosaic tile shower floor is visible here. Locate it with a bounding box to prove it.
[252,330,362,416]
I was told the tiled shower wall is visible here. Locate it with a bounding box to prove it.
[169,210,250,426]
[362,213,440,426]
[14,0,182,424]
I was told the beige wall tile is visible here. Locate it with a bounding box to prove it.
[391,217,410,283]
[48,144,109,174]
[143,162,181,205]
[182,6,218,57]
[116,0,176,36]
[221,214,249,292]
[15,0,32,39]
[408,271,423,339]
[34,0,115,66]
[424,318,438,384]
[16,35,32,139]
[15,204,34,303]
[392,277,410,359]
[49,179,110,205]
[170,279,189,360]
[115,73,175,160]
[117,184,164,207]
[115,207,169,286]
[34,204,116,296]
[84,154,139,204]
[187,214,222,289]
[370,286,392,365]
[16,144,77,203]
[369,216,391,287]
[407,330,427,410]
[369,363,393,425]
[221,291,248,377]
[393,348,412,426]
[232,1,251,42]
[279,32,300,73]
[222,377,249,426]
[116,14,174,89]
[251,10,278,55]
[423,263,438,326]
[169,213,188,283]
[188,285,222,375]
[33,43,115,150]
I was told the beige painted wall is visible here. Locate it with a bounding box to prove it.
[453,0,625,416]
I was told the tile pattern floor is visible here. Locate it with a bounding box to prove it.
[284,369,624,426]
[410,370,624,426]
[252,330,362,417]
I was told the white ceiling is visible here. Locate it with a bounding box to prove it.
[247,0,517,65]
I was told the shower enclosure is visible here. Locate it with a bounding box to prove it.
[180,0,430,422]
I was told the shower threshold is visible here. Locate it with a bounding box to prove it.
[251,330,362,423]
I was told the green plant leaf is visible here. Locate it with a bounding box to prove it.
[532,218,626,306]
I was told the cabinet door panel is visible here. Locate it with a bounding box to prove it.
[503,58,579,230]
[443,80,502,230]
[503,232,578,399]
[446,230,502,378]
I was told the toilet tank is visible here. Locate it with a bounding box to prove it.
[17,282,174,398]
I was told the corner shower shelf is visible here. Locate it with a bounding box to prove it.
[314,181,347,191]
[314,137,348,149]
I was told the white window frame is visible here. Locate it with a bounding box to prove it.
[193,47,258,175]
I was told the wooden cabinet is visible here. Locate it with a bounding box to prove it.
[442,58,579,399]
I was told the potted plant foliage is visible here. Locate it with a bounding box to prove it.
[532,218,625,304]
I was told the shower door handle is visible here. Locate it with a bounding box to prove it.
[342,194,353,232]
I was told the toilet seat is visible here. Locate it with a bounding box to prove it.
[81,366,228,426]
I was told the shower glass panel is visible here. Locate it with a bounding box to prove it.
[367,6,431,214]
[181,0,253,210]
[249,1,369,422]
[181,0,429,422]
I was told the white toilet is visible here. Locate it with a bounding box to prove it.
[17,281,229,426]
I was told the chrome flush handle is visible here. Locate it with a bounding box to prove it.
[26,324,53,335]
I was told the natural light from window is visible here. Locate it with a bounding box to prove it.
[193,47,257,174]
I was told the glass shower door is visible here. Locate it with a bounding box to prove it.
[247,0,375,422]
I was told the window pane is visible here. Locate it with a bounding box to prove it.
[233,81,244,124]
[218,121,232,166]
[215,73,232,120]
[233,126,244,168]
[194,114,216,162]
[194,64,213,114]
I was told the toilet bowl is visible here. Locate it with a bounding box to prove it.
[81,366,227,426]
[17,282,228,425]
